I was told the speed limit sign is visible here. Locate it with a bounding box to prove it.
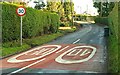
[16,6,26,16]
[16,6,26,46]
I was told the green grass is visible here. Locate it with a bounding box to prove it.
[24,33,63,47]
[2,44,30,57]
[1,32,63,57]
[59,28,76,33]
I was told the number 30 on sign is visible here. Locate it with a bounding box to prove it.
[16,6,26,16]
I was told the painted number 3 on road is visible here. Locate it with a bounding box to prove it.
[7,45,97,64]
[16,6,26,16]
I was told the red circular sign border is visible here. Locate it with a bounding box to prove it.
[16,6,26,16]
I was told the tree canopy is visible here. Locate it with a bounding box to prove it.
[93,2,115,17]
[46,0,74,21]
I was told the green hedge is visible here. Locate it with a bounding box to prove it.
[108,3,119,73]
[2,3,60,42]
[94,17,108,25]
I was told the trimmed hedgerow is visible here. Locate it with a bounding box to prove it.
[108,3,119,73]
[2,3,60,42]
[94,17,108,25]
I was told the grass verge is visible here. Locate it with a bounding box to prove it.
[1,19,77,57]
[24,33,63,47]
[1,32,64,57]
[2,44,30,57]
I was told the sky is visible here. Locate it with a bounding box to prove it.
[73,0,98,15]
[26,0,99,16]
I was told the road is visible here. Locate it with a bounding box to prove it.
[0,24,107,75]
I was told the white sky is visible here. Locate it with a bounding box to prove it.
[73,0,98,15]
[26,0,99,16]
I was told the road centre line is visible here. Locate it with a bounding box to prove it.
[8,58,46,75]
[72,39,81,44]
[7,25,93,74]
[56,46,69,53]
[72,25,92,44]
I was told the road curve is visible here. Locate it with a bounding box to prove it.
[1,24,107,74]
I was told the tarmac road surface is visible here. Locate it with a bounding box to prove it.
[0,24,107,75]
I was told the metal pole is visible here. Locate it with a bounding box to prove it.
[20,16,22,46]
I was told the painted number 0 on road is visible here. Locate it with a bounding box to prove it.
[7,45,97,64]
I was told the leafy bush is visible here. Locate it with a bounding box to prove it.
[60,22,71,27]
[2,3,60,42]
[108,3,119,73]
[94,17,108,25]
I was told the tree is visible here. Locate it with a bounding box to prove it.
[93,2,115,17]
[46,0,74,24]
[35,1,46,9]
[47,1,65,18]
[63,0,74,21]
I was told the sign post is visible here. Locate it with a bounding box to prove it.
[20,16,22,46]
[16,6,26,46]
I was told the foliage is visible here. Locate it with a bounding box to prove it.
[2,3,21,42]
[24,33,63,47]
[2,3,60,42]
[63,1,74,19]
[118,2,120,73]
[94,17,108,25]
[108,2,119,73]
[74,14,87,21]
[59,27,76,33]
[60,22,72,27]
[35,1,46,9]
[93,2,115,17]
[47,0,74,21]
[2,32,63,57]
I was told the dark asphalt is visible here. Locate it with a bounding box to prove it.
[1,24,108,75]
[45,24,107,73]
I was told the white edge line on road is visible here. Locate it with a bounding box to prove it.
[56,46,69,53]
[8,58,46,75]
[83,71,98,73]
[72,39,81,44]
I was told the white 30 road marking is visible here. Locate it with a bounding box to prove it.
[67,49,83,56]
[80,49,91,56]
[7,58,46,75]
[72,39,81,44]
[7,45,61,63]
[55,46,96,64]
[56,46,69,53]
